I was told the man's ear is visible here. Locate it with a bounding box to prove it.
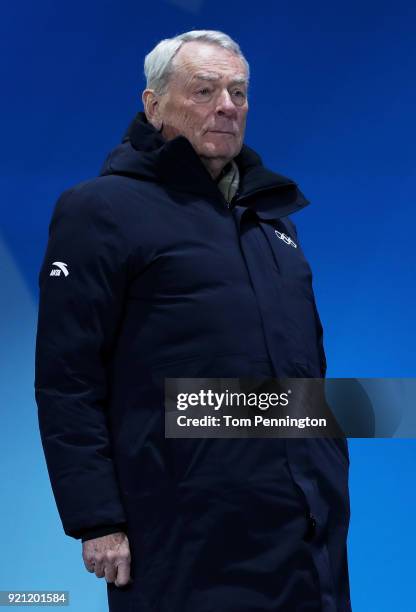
[142,89,163,130]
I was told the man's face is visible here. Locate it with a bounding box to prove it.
[154,41,249,164]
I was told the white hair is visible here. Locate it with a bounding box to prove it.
[144,29,250,95]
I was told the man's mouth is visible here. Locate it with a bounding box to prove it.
[208,130,235,135]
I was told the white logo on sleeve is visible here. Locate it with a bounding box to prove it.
[274,230,297,248]
[50,261,69,277]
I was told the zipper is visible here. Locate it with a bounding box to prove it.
[220,181,301,213]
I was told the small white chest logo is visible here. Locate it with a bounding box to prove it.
[274,230,297,248]
[50,261,69,277]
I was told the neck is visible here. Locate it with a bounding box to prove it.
[199,156,230,181]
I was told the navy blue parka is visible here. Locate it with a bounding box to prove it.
[34,113,351,611]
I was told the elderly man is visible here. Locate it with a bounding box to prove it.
[35,30,351,611]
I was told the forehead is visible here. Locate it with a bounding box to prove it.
[172,41,247,82]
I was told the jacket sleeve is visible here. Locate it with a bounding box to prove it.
[34,184,131,539]
[80,523,128,543]
[313,300,327,378]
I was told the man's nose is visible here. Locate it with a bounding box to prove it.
[215,89,237,117]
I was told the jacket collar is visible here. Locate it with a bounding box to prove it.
[103,112,310,220]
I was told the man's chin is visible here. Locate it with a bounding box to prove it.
[197,143,239,160]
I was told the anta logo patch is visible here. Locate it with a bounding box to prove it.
[50,261,69,277]
[274,230,297,249]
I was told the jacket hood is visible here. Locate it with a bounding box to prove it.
[99,112,310,219]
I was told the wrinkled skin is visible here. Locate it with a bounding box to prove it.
[82,532,131,587]
[142,40,249,179]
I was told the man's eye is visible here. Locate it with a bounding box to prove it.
[232,90,246,98]
[196,88,211,95]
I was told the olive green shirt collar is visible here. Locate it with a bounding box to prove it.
[216,159,240,206]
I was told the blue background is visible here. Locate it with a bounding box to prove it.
[1,0,415,609]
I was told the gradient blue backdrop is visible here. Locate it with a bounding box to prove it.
[1,1,415,610]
